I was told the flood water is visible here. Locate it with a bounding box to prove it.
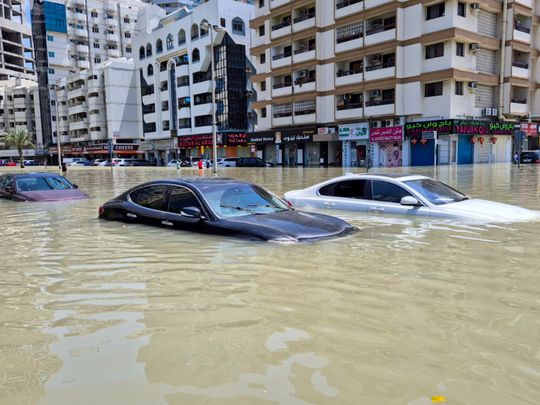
[1,164,539,405]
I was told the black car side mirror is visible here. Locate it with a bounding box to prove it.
[4,185,15,194]
[73,184,79,189]
[180,207,201,220]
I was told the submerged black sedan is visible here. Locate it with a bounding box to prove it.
[99,178,356,242]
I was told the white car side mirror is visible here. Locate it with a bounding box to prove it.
[401,196,420,206]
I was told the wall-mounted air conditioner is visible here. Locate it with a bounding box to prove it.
[370,89,381,98]
[469,43,480,52]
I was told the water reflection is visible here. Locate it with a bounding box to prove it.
[0,164,539,404]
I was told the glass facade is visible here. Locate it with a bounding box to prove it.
[44,1,67,34]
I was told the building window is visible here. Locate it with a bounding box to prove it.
[220,18,226,27]
[94,57,101,63]
[260,80,266,91]
[260,53,266,64]
[336,22,363,43]
[425,42,444,59]
[192,48,200,62]
[92,26,99,33]
[47,35,54,41]
[126,47,132,53]
[200,20,209,37]
[124,16,130,23]
[457,2,466,17]
[261,107,267,118]
[93,42,100,48]
[166,34,173,50]
[178,29,186,45]
[48,68,55,74]
[259,0,264,7]
[91,11,98,17]
[48,51,55,57]
[156,39,163,54]
[232,17,245,35]
[139,46,145,59]
[426,2,445,20]
[147,64,154,76]
[456,42,464,56]
[124,32,131,38]
[425,82,443,97]
[146,43,152,57]
[455,81,463,95]
[191,24,199,40]
[259,25,265,36]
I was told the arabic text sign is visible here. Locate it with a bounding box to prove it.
[339,123,369,141]
[370,126,403,142]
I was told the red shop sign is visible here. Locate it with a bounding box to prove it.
[521,123,538,137]
[370,126,403,142]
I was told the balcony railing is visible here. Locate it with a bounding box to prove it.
[336,0,362,9]
[294,45,315,55]
[294,108,316,116]
[514,25,530,34]
[511,97,527,104]
[294,77,315,85]
[337,69,362,77]
[512,61,529,69]
[365,98,394,107]
[366,23,396,36]
[365,60,395,71]
[336,32,363,44]
[271,19,291,31]
[337,101,363,110]
[273,82,292,89]
[293,12,315,24]
[273,112,292,118]
[272,52,292,61]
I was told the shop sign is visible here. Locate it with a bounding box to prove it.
[339,123,369,141]
[453,120,512,135]
[370,126,403,142]
[247,133,275,144]
[317,127,336,135]
[405,120,452,136]
[275,128,315,143]
[521,123,538,136]
[489,122,514,135]
[282,133,312,143]
[114,144,139,152]
[225,133,247,145]
[85,144,108,153]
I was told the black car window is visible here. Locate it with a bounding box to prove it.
[372,180,412,204]
[168,186,201,214]
[130,185,169,211]
[319,180,372,199]
[0,176,7,188]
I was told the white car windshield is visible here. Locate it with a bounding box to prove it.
[203,184,290,217]
[404,179,468,205]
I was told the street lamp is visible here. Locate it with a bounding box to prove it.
[49,84,62,170]
[200,22,224,174]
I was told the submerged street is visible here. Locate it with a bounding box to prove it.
[1,164,539,404]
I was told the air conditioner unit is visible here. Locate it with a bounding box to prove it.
[245,67,253,73]
[469,43,480,52]
[384,119,393,127]
[491,108,498,117]
[370,55,381,64]
[484,108,492,116]
[468,81,478,89]
[298,69,308,77]
[470,3,480,10]
[395,116,405,126]
[370,89,381,98]
[372,120,382,128]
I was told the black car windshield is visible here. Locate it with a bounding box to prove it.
[16,176,74,191]
[404,179,468,205]
[203,184,290,217]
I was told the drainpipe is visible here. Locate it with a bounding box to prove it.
[498,0,508,121]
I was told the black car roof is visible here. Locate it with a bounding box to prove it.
[145,177,250,187]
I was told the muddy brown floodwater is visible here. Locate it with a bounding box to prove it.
[1,164,539,405]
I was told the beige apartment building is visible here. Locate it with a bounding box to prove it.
[249,0,540,167]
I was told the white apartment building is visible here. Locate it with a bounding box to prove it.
[133,0,255,163]
[0,78,43,159]
[147,0,197,14]
[0,0,35,81]
[53,58,142,157]
[250,0,538,167]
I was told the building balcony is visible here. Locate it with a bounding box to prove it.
[270,0,290,9]
[515,0,532,6]
[75,29,88,38]
[271,54,292,69]
[335,35,363,54]
[272,83,292,97]
[90,130,105,141]
[107,19,118,28]
[511,63,529,79]
[73,12,87,22]
[143,112,156,124]
[365,27,396,46]
[336,103,363,120]
[76,44,89,54]
[67,86,86,99]
[510,99,528,115]
[293,80,315,94]
[293,112,316,124]
[364,99,394,116]
[271,24,291,40]
[87,80,100,92]
[513,28,531,44]
[364,65,395,81]
[192,80,212,94]
[292,13,315,33]
[192,103,213,116]
[88,97,102,108]
[68,104,88,116]
[273,115,293,126]
[336,71,363,87]
[106,33,118,42]
[335,0,363,19]
[292,48,315,64]
[78,60,90,69]
[92,16,100,25]
[105,3,116,12]
[14,111,27,121]
[142,94,154,105]
[13,98,26,108]
[69,119,88,131]
[178,108,191,119]
[88,114,104,126]
[107,49,120,57]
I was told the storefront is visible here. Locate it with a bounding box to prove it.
[406,120,513,166]
[370,125,404,168]
[520,123,538,150]
[177,133,250,159]
[247,132,278,164]
[275,127,316,167]
[339,123,369,167]
[313,127,340,167]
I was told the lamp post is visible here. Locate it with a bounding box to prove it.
[201,22,224,174]
[50,84,62,170]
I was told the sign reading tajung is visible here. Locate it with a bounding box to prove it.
[339,123,369,141]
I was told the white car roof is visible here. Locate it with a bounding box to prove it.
[326,173,430,183]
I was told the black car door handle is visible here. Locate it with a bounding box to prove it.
[126,213,137,218]
[161,220,174,226]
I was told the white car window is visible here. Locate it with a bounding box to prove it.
[372,181,413,204]
[319,180,372,199]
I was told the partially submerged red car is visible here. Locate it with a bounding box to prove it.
[0,173,88,201]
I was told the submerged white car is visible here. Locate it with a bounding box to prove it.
[284,174,539,222]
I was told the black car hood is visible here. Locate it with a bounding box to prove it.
[219,210,354,241]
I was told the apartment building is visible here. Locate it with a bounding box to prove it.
[31,0,149,149]
[250,0,535,167]
[133,0,255,164]
[147,0,197,14]
[0,0,35,81]
[51,58,142,158]
[0,78,44,159]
